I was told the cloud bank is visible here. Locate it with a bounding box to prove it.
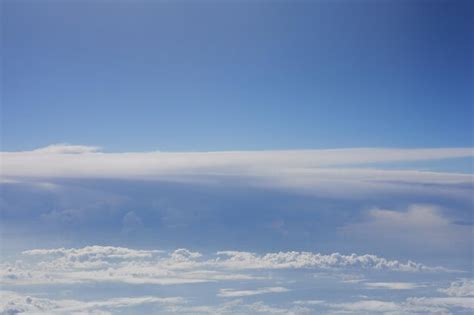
[0,246,450,288]
[2,145,472,203]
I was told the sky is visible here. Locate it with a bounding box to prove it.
[2,0,473,151]
[1,0,474,314]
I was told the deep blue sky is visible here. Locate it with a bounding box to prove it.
[2,0,473,151]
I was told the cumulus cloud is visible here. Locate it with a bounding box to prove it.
[438,279,474,297]
[213,250,448,272]
[1,246,473,315]
[218,287,289,298]
[0,246,450,288]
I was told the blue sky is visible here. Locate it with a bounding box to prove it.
[1,1,473,315]
[3,0,473,151]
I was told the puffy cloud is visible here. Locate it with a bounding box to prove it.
[214,250,448,272]
[31,144,101,154]
[438,279,474,297]
[0,246,449,288]
[218,287,289,298]
[1,246,472,315]
[23,245,163,265]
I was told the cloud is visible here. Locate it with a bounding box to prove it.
[364,282,425,290]
[2,146,472,196]
[438,279,474,297]
[293,300,325,306]
[218,287,289,298]
[0,290,185,315]
[329,300,401,313]
[1,247,472,314]
[405,297,474,312]
[31,144,101,154]
[164,299,311,315]
[0,246,450,288]
[328,296,474,314]
[214,250,449,272]
[339,204,472,251]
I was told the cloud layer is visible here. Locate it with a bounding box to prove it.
[2,145,472,179]
[1,245,449,288]
[1,245,472,314]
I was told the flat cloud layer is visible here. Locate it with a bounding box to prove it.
[218,287,290,298]
[2,145,473,203]
[2,145,473,179]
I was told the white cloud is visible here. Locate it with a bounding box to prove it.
[293,300,325,305]
[438,279,474,297]
[1,246,472,315]
[0,246,449,288]
[1,146,472,200]
[0,290,184,315]
[329,300,401,313]
[31,144,101,154]
[405,296,474,311]
[339,204,472,251]
[165,299,311,315]
[364,282,425,290]
[328,296,474,314]
[214,250,448,272]
[218,287,289,298]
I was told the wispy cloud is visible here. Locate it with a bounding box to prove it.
[218,287,289,298]
[364,282,425,290]
[0,290,185,315]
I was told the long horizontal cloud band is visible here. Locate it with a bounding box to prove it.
[2,145,473,179]
[0,246,453,287]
